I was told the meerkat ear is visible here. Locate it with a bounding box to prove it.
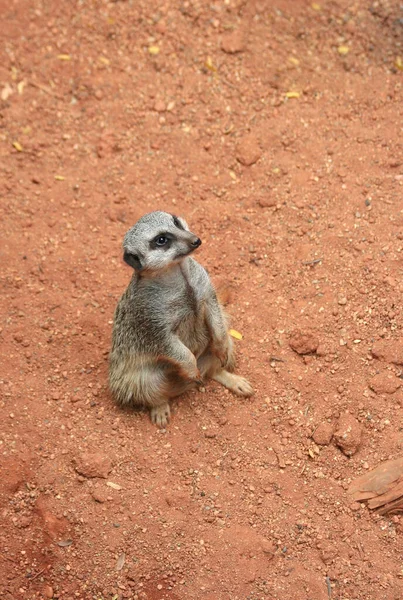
[123,252,143,270]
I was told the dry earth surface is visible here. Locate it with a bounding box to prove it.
[1,0,403,599]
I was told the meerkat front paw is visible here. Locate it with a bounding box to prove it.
[150,403,171,427]
[212,370,254,397]
[229,375,254,397]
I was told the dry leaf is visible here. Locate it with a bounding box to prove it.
[1,83,13,101]
[116,552,126,571]
[13,141,23,152]
[57,54,71,61]
[311,3,321,10]
[205,56,217,72]
[337,45,349,56]
[99,56,110,65]
[107,481,122,490]
[396,57,403,71]
[148,45,160,55]
[285,91,300,99]
[288,57,300,66]
[17,81,26,95]
[229,329,243,340]
[54,175,65,181]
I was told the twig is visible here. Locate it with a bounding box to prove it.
[326,576,332,598]
[270,356,285,363]
[28,567,47,581]
[302,258,322,266]
[29,80,63,100]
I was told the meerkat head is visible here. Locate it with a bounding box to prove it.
[123,211,202,272]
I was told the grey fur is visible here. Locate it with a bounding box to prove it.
[109,211,253,426]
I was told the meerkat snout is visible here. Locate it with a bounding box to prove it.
[190,237,202,248]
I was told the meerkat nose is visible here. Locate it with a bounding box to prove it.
[191,237,202,248]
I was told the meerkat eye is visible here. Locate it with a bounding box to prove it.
[155,236,168,246]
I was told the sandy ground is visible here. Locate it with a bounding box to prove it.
[1,0,403,599]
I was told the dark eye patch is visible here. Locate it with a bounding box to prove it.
[172,214,185,230]
[149,232,175,250]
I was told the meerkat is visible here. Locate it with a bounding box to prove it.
[109,211,253,427]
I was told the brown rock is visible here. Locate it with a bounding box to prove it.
[236,134,261,166]
[43,585,54,599]
[333,414,362,456]
[75,452,112,479]
[371,340,403,365]
[369,372,401,395]
[91,485,108,503]
[289,330,319,355]
[258,196,276,208]
[312,421,334,446]
[260,539,276,558]
[221,29,246,54]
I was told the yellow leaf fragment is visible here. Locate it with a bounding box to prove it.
[229,170,237,180]
[308,448,316,459]
[285,91,300,99]
[148,45,160,55]
[13,141,23,152]
[57,54,71,61]
[337,45,349,56]
[229,329,243,340]
[17,80,26,95]
[54,175,65,181]
[99,56,110,65]
[106,481,122,490]
[205,56,217,72]
[288,57,300,66]
[396,56,403,71]
[311,3,321,10]
[1,83,13,101]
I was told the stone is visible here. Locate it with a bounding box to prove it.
[91,485,109,503]
[236,134,261,166]
[75,452,112,479]
[369,372,401,395]
[43,585,54,599]
[260,539,276,557]
[312,421,334,446]
[221,29,246,54]
[289,330,319,355]
[258,196,276,208]
[371,340,403,365]
[333,414,362,456]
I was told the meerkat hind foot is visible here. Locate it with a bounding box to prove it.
[212,370,254,397]
[150,403,171,427]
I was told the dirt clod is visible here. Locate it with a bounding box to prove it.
[236,134,261,166]
[289,330,319,355]
[369,372,401,395]
[371,340,403,365]
[312,421,334,446]
[221,30,246,54]
[333,414,362,456]
[75,452,112,479]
